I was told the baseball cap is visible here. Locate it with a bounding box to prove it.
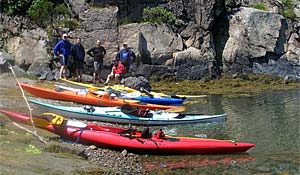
[63,33,68,37]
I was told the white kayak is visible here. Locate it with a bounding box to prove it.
[29,100,226,126]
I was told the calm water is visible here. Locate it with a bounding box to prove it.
[0,77,299,174]
[144,90,300,174]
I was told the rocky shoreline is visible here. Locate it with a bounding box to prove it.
[44,141,145,175]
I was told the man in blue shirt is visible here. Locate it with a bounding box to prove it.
[117,43,136,73]
[53,33,72,79]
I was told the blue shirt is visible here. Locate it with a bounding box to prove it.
[53,40,72,57]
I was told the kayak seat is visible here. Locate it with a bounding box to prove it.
[140,127,152,139]
[121,104,152,118]
[55,86,64,92]
[174,114,186,119]
[83,106,95,113]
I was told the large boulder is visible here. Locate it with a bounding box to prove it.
[165,0,219,30]
[5,28,50,72]
[174,47,217,80]
[223,7,287,73]
[70,6,119,66]
[123,76,151,91]
[119,23,183,65]
[285,32,300,63]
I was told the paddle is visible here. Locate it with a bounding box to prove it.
[139,87,186,100]
[139,87,154,98]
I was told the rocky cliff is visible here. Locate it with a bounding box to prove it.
[0,0,299,82]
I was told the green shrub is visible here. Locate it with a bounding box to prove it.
[2,0,32,15]
[142,7,176,26]
[27,0,54,27]
[283,8,297,19]
[282,0,296,19]
[118,17,133,26]
[58,19,80,29]
[252,3,268,11]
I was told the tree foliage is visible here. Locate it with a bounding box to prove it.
[142,7,176,26]
[27,0,54,26]
[2,0,32,15]
[1,0,72,28]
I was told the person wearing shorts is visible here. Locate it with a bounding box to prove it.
[53,33,72,79]
[87,40,106,84]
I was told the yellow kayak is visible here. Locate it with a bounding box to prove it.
[59,78,207,99]
[59,78,168,97]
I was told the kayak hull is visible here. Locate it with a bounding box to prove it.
[0,110,255,154]
[29,100,225,126]
[20,83,185,112]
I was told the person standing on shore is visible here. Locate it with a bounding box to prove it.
[117,43,136,73]
[87,40,106,84]
[53,33,72,79]
[71,38,85,82]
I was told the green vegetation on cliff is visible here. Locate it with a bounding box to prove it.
[1,0,77,29]
[282,0,296,19]
[142,7,176,26]
[252,3,268,11]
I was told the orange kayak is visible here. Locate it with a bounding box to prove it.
[20,83,185,112]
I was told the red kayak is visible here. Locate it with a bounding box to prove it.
[0,110,255,154]
[19,83,185,112]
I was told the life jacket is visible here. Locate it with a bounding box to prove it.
[119,49,130,63]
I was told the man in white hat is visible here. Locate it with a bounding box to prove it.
[53,33,72,79]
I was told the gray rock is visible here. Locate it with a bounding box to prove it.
[121,149,127,157]
[253,59,300,80]
[6,29,49,73]
[119,23,183,65]
[0,51,15,73]
[285,33,300,63]
[174,47,217,80]
[71,29,119,66]
[81,74,93,82]
[80,6,118,31]
[165,0,218,30]
[123,76,151,91]
[295,1,300,18]
[11,65,27,77]
[27,63,51,77]
[223,7,287,74]
[68,0,89,15]
[135,64,174,80]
